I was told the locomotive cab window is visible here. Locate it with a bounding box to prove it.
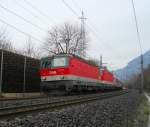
[40,59,51,68]
[51,57,68,68]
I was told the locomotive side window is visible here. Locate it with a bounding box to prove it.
[40,60,51,68]
[51,57,68,67]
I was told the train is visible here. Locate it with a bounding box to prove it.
[39,53,122,94]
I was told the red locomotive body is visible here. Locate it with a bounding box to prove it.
[101,69,115,82]
[69,56,100,80]
[40,54,121,92]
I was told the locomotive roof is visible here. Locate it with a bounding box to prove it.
[41,53,99,67]
[41,53,114,74]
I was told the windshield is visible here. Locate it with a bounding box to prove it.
[51,57,68,68]
[40,56,68,68]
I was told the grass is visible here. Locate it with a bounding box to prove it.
[127,93,149,127]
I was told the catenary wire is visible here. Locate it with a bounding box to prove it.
[18,0,120,58]
[0,3,47,33]
[71,0,82,12]
[71,0,122,57]
[14,0,49,25]
[61,0,126,70]
[0,18,44,46]
[0,19,58,54]
[0,17,58,54]
[62,0,79,17]
[62,0,121,58]
[23,0,56,24]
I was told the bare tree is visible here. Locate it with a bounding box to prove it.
[23,36,41,58]
[43,23,88,56]
[0,27,13,51]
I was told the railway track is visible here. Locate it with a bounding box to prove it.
[0,90,128,117]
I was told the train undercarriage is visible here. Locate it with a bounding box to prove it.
[41,80,122,95]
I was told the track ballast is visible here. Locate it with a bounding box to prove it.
[0,90,128,118]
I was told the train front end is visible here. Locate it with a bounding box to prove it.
[40,54,71,92]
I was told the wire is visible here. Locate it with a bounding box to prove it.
[131,0,143,54]
[86,23,122,58]
[62,0,79,17]
[71,0,82,12]
[0,18,44,44]
[14,0,49,25]
[0,3,47,33]
[62,0,121,58]
[61,0,126,70]
[23,0,55,23]
[131,0,144,92]
[23,0,108,55]
[0,17,59,54]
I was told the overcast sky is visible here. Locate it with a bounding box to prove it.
[0,0,149,70]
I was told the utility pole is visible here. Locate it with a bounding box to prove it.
[23,56,27,97]
[0,49,3,96]
[140,54,144,93]
[99,55,107,68]
[100,55,102,68]
[79,11,87,57]
[99,55,103,76]
[131,0,144,93]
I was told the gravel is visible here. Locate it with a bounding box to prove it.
[0,95,87,108]
[0,90,141,127]
[0,93,100,108]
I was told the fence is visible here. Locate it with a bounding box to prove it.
[0,49,40,93]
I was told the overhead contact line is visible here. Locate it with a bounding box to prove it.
[0,18,57,54]
[0,3,47,33]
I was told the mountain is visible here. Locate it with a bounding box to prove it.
[115,50,150,80]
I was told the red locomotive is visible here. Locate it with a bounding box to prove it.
[40,53,122,93]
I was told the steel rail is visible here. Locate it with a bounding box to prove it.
[0,90,128,117]
[0,95,46,101]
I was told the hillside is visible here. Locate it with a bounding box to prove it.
[115,50,150,80]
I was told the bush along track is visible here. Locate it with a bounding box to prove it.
[0,90,146,127]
